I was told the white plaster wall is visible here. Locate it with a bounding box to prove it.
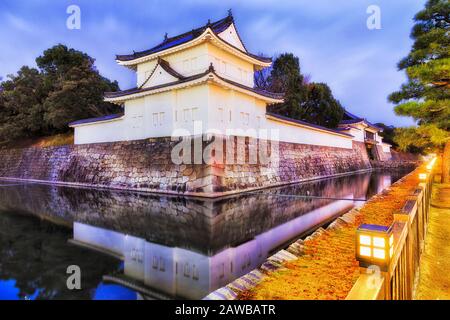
[75,82,353,149]
[207,85,352,149]
[143,242,176,296]
[266,118,353,149]
[207,85,265,135]
[207,43,254,87]
[73,118,127,145]
[381,142,391,153]
[136,44,210,87]
[349,126,365,142]
[73,222,125,256]
[172,85,210,135]
[143,64,178,88]
[135,40,254,90]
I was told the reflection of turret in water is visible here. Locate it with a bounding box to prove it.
[73,196,354,299]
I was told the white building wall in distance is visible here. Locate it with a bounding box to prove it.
[267,117,353,149]
[381,142,391,153]
[73,118,126,144]
[349,127,365,142]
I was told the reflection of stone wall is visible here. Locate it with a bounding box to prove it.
[0,173,373,255]
[0,136,371,196]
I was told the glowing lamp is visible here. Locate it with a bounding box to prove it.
[426,157,436,171]
[356,224,394,271]
[418,173,427,181]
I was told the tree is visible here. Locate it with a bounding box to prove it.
[388,0,449,180]
[267,53,308,120]
[265,53,344,128]
[0,44,120,144]
[0,66,48,141]
[301,83,344,128]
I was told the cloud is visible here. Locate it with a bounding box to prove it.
[0,0,426,126]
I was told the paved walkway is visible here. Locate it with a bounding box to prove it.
[415,183,450,300]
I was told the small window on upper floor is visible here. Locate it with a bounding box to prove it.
[218,108,224,123]
[240,112,249,126]
[191,108,198,122]
[183,108,190,122]
[159,257,165,272]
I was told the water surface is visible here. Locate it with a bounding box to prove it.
[0,170,410,300]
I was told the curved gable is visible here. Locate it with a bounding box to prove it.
[217,23,247,52]
[140,59,185,88]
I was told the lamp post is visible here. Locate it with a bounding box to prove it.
[356,224,394,272]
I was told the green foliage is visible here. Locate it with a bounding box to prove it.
[266,53,344,128]
[389,0,450,152]
[267,53,308,120]
[301,83,344,128]
[394,125,449,153]
[0,44,119,143]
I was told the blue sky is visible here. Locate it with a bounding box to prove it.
[0,0,426,126]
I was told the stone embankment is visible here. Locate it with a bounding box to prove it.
[0,136,373,197]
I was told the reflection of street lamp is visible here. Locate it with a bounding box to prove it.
[419,173,427,181]
[356,224,394,271]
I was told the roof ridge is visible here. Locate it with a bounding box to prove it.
[162,15,232,47]
[116,15,233,61]
[158,58,186,79]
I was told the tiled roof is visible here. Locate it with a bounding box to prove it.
[342,110,363,121]
[115,14,271,64]
[340,110,383,131]
[158,58,186,79]
[104,64,283,101]
[266,112,354,137]
[69,113,124,126]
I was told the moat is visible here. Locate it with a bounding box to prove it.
[0,169,411,300]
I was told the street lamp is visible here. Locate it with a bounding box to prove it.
[356,224,394,271]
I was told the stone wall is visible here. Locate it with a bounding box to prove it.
[0,136,371,197]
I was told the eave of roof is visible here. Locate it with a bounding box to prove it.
[69,113,124,127]
[115,15,271,66]
[340,110,383,132]
[266,112,354,138]
[104,65,283,103]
